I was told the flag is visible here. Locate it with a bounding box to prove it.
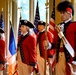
[49,0,55,37]
[9,21,16,55]
[49,0,56,72]
[34,0,40,34]
[0,10,4,29]
[8,21,18,75]
[0,9,5,40]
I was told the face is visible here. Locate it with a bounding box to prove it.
[60,11,71,21]
[38,25,45,32]
[20,25,28,34]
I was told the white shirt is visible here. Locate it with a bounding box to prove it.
[60,18,72,32]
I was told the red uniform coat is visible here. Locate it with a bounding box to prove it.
[54,21,76,75]
[0,39,5,65]
[18,33,36,66]
[37,31,55,60]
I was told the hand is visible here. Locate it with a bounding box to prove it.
[68,62,76,75]
[48,58,53,65]
[28,66,33,74]
[0,64,4,71]
[43,40,49,49]
[72,64,76,72]
[55,24,61,32]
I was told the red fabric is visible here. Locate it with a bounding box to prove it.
[54,22,76,62]
[66,22,76,62]
[54,22,76,75]
[37,31,55,59]
[60,48,64,52]
[18,35,37,65]
[66,63,71,75]
[0,39,5,64]
[1,66,5,70]
[66,7,72,13]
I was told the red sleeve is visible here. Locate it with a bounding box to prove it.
[47,31,55,58]
[0,39,5,64]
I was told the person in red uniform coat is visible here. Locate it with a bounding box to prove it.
[0,28,5,71]
[37,20,55,75]
[54,1,76,75]
[17,20,39,75]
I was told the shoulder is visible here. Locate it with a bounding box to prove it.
[0,39,5,46]
[69,21,76,27]
[68,21,76,30]
[27,35,36,43]
[29,34,36,40]
[70,21,76,24]
[0,39,5,43]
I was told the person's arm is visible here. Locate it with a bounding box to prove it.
[0,40,6,70]
[43,40,53,49]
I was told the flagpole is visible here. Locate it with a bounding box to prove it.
[44,0,49,75]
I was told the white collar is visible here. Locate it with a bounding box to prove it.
[22,32,28,36]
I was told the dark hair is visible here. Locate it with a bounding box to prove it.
[57,1,74,16]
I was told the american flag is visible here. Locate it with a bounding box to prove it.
[0,11,4,29]
[0,9,5,41]
[49,0,55,37]
[49,0,56,72]
[34,0,40,34]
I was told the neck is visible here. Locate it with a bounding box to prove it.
[22,32,28,36]
[39,29,45,32]
[63,18,72,23]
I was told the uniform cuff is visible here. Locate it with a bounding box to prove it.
[0,60,5,65]
[48,42,54,50]
[73,57,76,61]
[29,62,36,66]
[48,55,53,58]
[72,61,76,65]
[47,42,52,49]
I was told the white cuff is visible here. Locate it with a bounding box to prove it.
[72,61,76,65]
[47,42,52,49]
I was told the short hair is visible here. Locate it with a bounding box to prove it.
[57,1,74,16]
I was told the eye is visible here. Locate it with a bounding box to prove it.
[21,25,25,27]
[60,11,65,14]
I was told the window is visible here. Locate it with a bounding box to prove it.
[34,0,49,22]
[18,0,49,22]
[19,0,29,20]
